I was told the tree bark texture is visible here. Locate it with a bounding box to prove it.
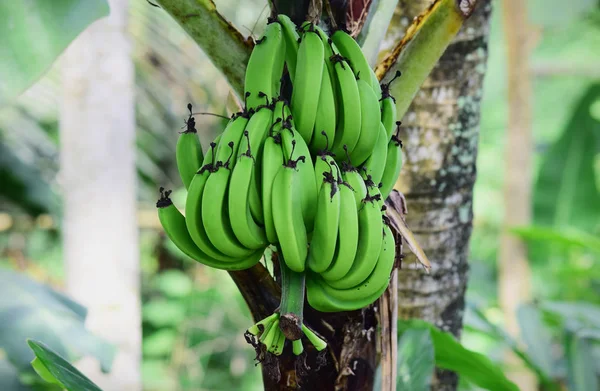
[387,2,492,390]
[60,0,141,389]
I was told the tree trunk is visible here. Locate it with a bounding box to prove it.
[387,1,492,390]
[499,0,535,388]
[60,0,141,389]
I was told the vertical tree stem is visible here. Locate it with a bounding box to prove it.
[61,0,140,388]
[499,0,535,388]
[385,1,491,389]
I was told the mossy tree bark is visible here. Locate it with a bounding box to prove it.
[386,1,492,390]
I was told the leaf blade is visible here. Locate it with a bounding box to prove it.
[0,0,110,106]
[28,340,103,391]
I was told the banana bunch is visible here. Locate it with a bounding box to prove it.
[157,17,406,357]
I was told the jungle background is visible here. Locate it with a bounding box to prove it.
[0,0,599,390]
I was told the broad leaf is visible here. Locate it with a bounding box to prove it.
[564,333,599,391]
[0,269,114,373]
[0,0,109,106]
[466,302,554,383]
[517,304,554,377]
[31,357,63,386]
[0,142,57,216]
[534,84,600,233]
[399,320,519,391]
[542,301,600,331]
[511,226,600,254]
[396,328,435,391]
[28,340,102,391]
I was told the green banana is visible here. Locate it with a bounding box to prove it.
[313,150,336,191]
[361,122,388,185]
[370,68,382,101]
[330,53,362,158]
[228,137,268,249]
[319,224,395,300]
[261,134,284,244]
[292,339,304,355]
[291,25,324,144]
[307,170,340,273]
[301,324,327,351]
[309,58,336,154]
[247,313,279,336]
[331,29,373,89]
[271,142,308,272]
[324,193,383,290]
[272,329,286,355]
[340,164,368,208]
[157,188,263,270]
[176,104,204,189]
[348,78,381,166]
[315,25,340,121]
[262,319,280,348]
[280,127,317,232]
[185,141,241,263]
[202,115,255,258]
[380,71,401,140]
[244,105,274,225]
[320,180,359,281]
[380,124,404,199]
[245,21,286,109]
[277,14,300,82]
[306,271,389,312]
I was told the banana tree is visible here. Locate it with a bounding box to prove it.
[151,1,490,390]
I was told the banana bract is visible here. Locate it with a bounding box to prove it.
[158,15,408,356]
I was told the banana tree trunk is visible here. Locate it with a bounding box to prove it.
[388,1,492,390]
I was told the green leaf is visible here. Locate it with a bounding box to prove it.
[0,142,57,216]
[534,84,600,232]
[399,320,519,391]
[510,225,600,254]
[517,304,554,377]
[564,332,599,391]
[28,340,102,391]
[31,357,63,387]
[0,0,110,106]
[396,328,434,391]
[542,301,600,330]
[0,269,114,373]
[466,302,555,384]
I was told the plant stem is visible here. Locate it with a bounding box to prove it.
[277,254,306,340]
[155,0,252,97]
[375,0,476,120]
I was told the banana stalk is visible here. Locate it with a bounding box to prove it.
[278,255,306,341]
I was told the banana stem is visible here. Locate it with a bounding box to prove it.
[277,253,306,340]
